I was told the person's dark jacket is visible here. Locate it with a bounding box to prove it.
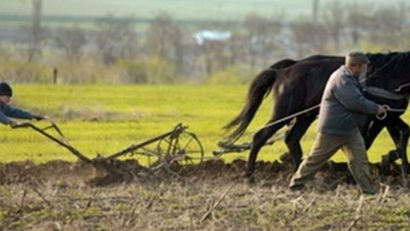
[317,65,379,135]
[0,102,34,125]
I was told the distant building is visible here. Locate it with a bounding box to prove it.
[193,30,231,45]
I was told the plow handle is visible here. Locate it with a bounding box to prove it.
[14,121,91,163]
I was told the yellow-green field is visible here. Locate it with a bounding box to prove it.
[0,84,404,164]
[1,84,410,230]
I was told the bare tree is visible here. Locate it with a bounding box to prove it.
[291,19,327,57]
[368,3,408,47]
[243,14,282,69]
[54,26,87,61]
[28,0,42,61]
[227,32,247,66]
[199,39,231,76]
[345,3,372,46]
[312,0,320,24]
[145,13,184,73]
[322,0,346,50]
[95,15,138,65]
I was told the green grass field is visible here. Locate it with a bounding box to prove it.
[0,84,404,164]
[1,84,409,230]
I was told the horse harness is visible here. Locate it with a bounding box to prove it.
[260,67,409,130]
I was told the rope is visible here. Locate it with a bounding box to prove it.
[258,104,320,130]
[258,102,406,131]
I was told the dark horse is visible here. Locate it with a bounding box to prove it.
[221,52,410,180]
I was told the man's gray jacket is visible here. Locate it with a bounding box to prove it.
[317,65,379,135]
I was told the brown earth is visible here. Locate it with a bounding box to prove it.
[0,158,408,189]
[1,159,410,230]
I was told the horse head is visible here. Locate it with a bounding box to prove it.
[366,51,410,94]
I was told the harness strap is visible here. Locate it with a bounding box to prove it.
[395,82,410,92]
[359,75,405,100]
[365,86,404,100]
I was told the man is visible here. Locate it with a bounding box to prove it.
[0,82,46,127]
[289,52,387,195]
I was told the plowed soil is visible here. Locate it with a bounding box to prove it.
[0,159,408,189]
[1,159,410,230]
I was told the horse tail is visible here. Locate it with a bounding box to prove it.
[220,68,278,146]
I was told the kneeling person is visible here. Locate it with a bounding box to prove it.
[0,82,46,128]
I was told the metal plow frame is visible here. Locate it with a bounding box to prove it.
[17,121,204,167]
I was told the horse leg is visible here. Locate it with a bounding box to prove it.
[385,118,410,174]
[284,115,316,171]
[363,119,400,171]
[361,119,395,172]
[246,121,286,182]
[362,119,384,149]
[383,121,400,165]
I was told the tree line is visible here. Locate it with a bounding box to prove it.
[0,0,409,84]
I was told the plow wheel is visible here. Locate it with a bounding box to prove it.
[156,130,204,166]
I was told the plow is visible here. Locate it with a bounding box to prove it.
[13,119,405,178]
[15,121,205,169]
